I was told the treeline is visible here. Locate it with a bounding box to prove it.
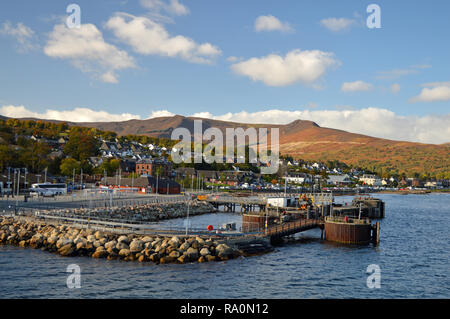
[0,119,173,177]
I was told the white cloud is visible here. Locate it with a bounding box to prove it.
[0,21,38,52]
[0,105,141,122]
[390,83,401,93]
[231,49,339,87]
[140,0,189,16]
[254,15,293,33]
[226,56,242,63]
[376,64,432,80]
[44,23,136,83]
[422,81,450,87]
[147,110,175,118]
[341,80,373,92]
[105,13,221,64]
[185,108,450,144]
[320,18,356,32]
[410,82,450,103]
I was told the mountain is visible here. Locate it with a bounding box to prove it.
[74,115,320,139]
[3,115,449,177]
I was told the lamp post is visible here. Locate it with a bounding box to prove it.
[24,168,28,190]
[16,168,20,207]
[6,167,11,196]
[185,200,190,236]
[12,169,16,198]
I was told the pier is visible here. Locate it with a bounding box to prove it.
[3,191,384,247]
[265,218,323,243]
[205,195,267,213]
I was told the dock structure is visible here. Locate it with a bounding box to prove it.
[324,216,380,245]
[205,195,267,213]
[332,197,385,219]
[265,218,323,241]
[17,191,383,247]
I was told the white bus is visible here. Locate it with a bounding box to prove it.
[31,183,67,196]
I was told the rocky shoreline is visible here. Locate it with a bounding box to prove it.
[0,216,242,264]
[39,200,216,222]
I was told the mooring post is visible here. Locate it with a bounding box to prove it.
[375,222,380,245]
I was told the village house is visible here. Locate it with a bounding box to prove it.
[283,174,312,184]
[136,158,172,177]
[120,159,137,175]
[327,174,352,185]
[359,174,382,186]
[175,167,197,180]
[102,176,180,194]
[197,170,219,183]
[424,180,443,189]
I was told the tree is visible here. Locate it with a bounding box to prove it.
[64,130,99,161]
[109,159,120,175]
[60,158,81,176]
[18,141,50,173]
[95,158,120,176]
[48,156,63,175]
[0,144,13,172]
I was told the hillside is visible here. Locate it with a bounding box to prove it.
[3,115,449,178]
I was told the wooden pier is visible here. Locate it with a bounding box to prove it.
[265,218,322,240]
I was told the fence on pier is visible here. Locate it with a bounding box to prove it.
[13,214,249,238]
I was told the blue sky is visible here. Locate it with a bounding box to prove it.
[0,0,449,143]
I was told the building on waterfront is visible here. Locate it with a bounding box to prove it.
[175,167,197,180]
[327,174,352,185]
[101,176,180,194]
[136,158,172,177]
[283,174,312,184]
[359,174,382,186]
[197,170,219,183]
[120,158,137,175]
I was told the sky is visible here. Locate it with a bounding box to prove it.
[0,0,449,144]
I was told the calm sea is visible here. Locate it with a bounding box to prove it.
[0,193,449,299]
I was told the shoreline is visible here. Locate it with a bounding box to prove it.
[0,216,245,264]
[376,189,450,195]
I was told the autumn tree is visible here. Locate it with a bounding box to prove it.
[18,141,50,173]
[64,129,99,161]
[0,144,14,172]
[95,158,121,176]
[60,158,81,176]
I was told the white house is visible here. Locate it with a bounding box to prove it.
[283,175,311,184]
[359,174,382,186]
[327,174,352,185]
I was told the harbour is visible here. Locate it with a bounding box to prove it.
[0,193,448,298]
[0,189,385,265]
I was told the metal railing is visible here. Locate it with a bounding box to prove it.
[325,216,371,224]
[15,214,245,238]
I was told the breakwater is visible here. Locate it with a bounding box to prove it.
[0,216,243,264]
[37,200,216,222]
